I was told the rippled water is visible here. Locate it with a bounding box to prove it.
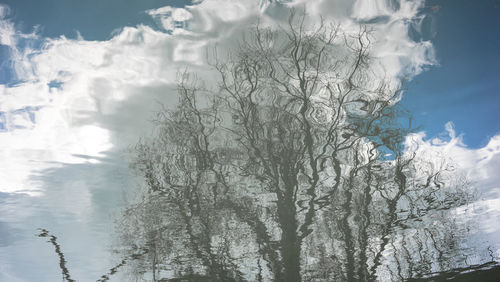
[1,4,500,281]
[0,153,135,281]
[1,122,499,282]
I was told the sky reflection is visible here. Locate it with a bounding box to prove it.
[0,0,499,281]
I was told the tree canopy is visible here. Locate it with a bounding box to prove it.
[116,12,475,282]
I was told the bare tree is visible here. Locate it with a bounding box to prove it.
[117,11,476,282]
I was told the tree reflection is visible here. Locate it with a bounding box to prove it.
[115,12,480,282]
[37,228,75,282]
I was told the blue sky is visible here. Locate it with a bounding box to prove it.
[0,0,499,281]
[0,0,497,147]
[0,0,191,40]
[402,0,500,148]
[0,0,191,85]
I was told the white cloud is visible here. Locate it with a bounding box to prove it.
[404,123,500,237]
[1,1,497,280]
[0,5,15,46]
[0,0,435,197]
[405,123,500,186]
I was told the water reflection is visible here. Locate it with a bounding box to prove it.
[407,261,500,281]
[110,16,493,282]
[32,13,498,282]
[37,229,75,282]
[0,151,135,281]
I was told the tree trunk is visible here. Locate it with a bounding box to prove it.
[277,188,301,282]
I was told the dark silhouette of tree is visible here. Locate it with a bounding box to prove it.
[36,227,149,282]
[116,11,479,282]
[37,228,75,282]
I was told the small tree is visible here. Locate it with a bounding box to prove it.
[119,12,474,282]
